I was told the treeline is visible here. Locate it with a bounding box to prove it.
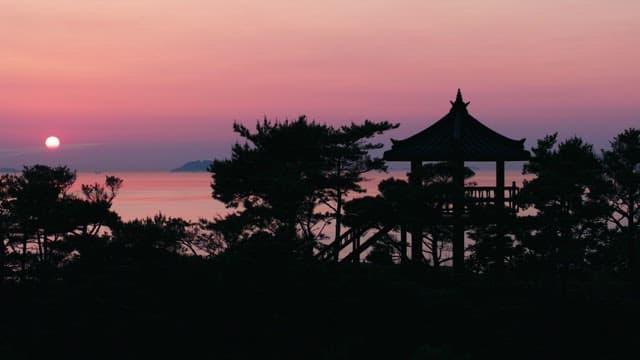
[0,119,638,359]
[471,130,639,277]
[0,166,223,282]
[0,119,637,283]
[209,117,639,279]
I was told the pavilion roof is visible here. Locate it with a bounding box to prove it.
[383,90,530,162]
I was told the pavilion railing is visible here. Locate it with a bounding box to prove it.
[438,181,521,213]
[465,181,520,210]
[315,227,365,261]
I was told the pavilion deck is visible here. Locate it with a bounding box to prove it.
[315,182,522,262]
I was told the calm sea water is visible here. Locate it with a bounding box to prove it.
[73,169,530,222]
[73,172,225,222]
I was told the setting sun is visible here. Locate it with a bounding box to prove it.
[45,136,60,149]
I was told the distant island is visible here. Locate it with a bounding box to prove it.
[171,160,212,172]
[0,167,18,173]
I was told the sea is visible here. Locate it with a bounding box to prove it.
[72,169,531,222]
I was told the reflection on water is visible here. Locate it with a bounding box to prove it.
[72,169,531,221]
[73,172,227,222]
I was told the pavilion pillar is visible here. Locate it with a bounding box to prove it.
[495,161,506,276]
[400,225,408,263]
[409,160,423,263]
[452,160,465,273]
[496,161,505,205]
[352,232,360,264]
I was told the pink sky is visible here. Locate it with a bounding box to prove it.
[1,0,639,170]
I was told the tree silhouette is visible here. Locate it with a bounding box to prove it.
[0,166,123,280]
[467,210,521,274]
[343,162,474,267]
[5,165,77,278]
[365,234,397,265]
[519,134,610,273]
[417,162,475,268]
[602,128,640,274]
[209,116,396,257]
[112,214,223,256]
[210,117,329,253]
[78,175,123,236]
[320,120,398,256]
[0,175,14,282]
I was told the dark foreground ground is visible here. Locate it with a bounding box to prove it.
[1,255,639,359]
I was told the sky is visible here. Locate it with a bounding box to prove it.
[1,0,639,170]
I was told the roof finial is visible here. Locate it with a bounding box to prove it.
[450,88,470,107]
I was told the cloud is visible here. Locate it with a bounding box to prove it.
[0,142,105,157]
[59,142,105,150]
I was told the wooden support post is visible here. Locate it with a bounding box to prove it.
[496,161,505,207]
[352,233,360,264]
[495,161,506,276]
[400,225,408,263]
[453,159,465,273]
[510,181,517,210]
[411,229,423,263]
[410,160,423,263]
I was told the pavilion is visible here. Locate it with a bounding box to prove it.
[383,89,530,271]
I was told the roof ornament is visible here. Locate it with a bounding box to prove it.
[450,88,470,107]
[383,89,531,162]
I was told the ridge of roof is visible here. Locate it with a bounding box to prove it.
[384,90,530,162]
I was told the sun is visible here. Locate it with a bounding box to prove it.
[45,136,61,149]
